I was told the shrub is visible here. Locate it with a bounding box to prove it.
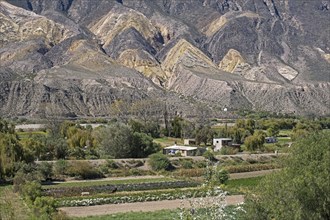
[67,161,104,179]
[128,168,143,176]
[181,160,193,169]
[33,197,56,219]
[148,153,172,171]
[54,160,68,176]
[106,159,119,169]
[220,147,238,155]
[22,181,42,203]
[195,160,207,168]
[37,162,53,180]
[214,168,229,184]
[203,151,217,162]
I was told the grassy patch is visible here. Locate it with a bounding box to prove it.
[17,131,47,140]
[277,137,291,144]
[43,177,175,189]
[154,137,183,147]
[279,129,292,137]
[224,176,263,194]
[74,209,177,220]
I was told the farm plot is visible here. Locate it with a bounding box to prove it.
[43,180,199,197]
[42,177,203,208]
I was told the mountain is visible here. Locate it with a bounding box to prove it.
[1,0,329,117]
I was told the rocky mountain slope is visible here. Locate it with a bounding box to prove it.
[0,0,329,117]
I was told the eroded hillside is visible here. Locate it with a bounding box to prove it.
[1,0,329,117]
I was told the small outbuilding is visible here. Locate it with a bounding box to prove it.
[213,138,232,151]
[184,139,196,146]
[163,145,197,156]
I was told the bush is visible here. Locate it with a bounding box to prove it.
[106,159,119,169]
[220,147,239,155]
[203,151,217,162]
[22,181,42,203]
[181,160,193,169]
[214,168,229,184]
[33,197,57,219]
[148,153,172,171]
[54,160,68,176]
[67,161,104,179]
[37,162,53,180]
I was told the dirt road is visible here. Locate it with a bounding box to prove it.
[60,195,244,217]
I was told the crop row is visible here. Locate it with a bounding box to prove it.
[43,180,199,197]
[173,163,281,177]
[224,163,281,173]
[57,187,224,207]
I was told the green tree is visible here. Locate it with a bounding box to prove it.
[131,132,160,158]
[95,123,133,158]
[170,116,183,138]
[244,131,330,219]
[244,130,266,152]
[196,126,215,145]
[95,123,159,158]
[266,126,279,137]
[0,133,24,179]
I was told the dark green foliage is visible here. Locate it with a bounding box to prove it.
[53,159,69,176]
[170,116,183,138]
[203,150,216,162]
[95,123,160,158]
[214,169,229,184]
[244,131,330,219]
[37,162,53,180]
[67,161,104,180]
[148,153,172,171]
[131,132,161,158]
[181,160,193,169]
[195,126,215,145]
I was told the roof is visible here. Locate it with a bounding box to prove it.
[213,138,232,141]
[164,145,198,151]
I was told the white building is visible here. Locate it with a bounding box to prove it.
[213,138,232,151]
[163,145,197,156]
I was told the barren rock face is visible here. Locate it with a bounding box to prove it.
[1,0,330,117]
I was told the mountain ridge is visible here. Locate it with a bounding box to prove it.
[1,0,329,117]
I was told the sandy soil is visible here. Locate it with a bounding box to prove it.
[60,195,244,217]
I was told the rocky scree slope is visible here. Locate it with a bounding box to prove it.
[1,0,330,117]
